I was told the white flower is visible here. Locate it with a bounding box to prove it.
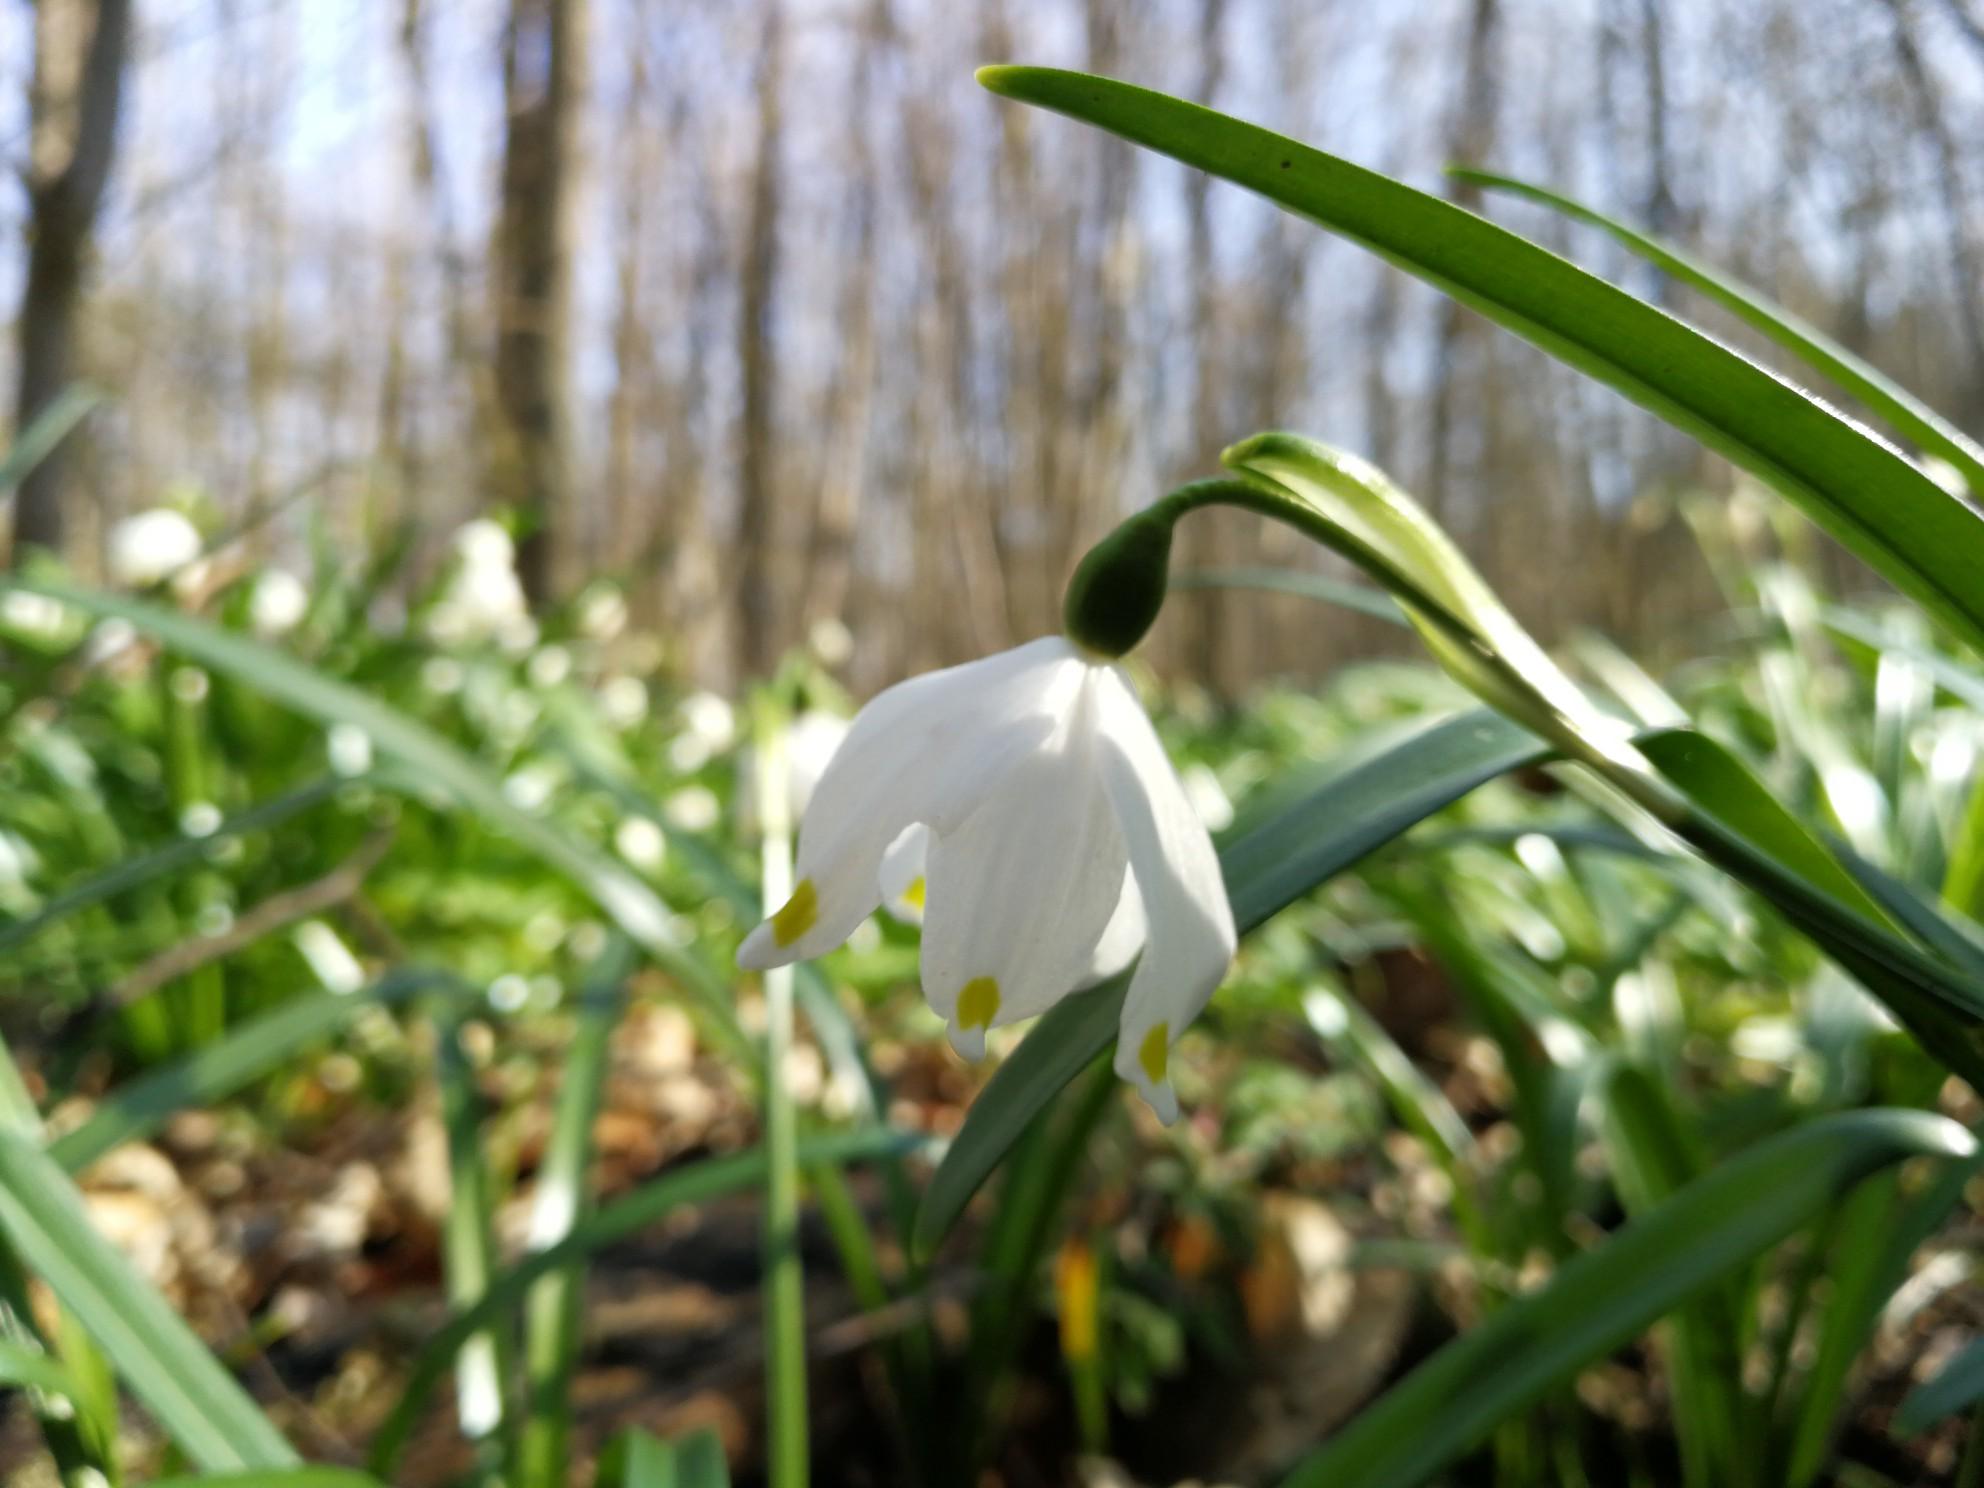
[785,710,851,816]
[250,569,309,635]
[665,785,721,832]
[427,519,527,644]
[680,691,737,752]
[454,518,515,571]
[108,510,202,587]
[737,637,1236,1123]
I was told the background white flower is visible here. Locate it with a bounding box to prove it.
[108,509,202,588]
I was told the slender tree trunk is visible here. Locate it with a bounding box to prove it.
[735,0,785,676]
[1183,0,1236,693]
[11,0,131,562]
[802,0,889,632]
[1884,0,1984,420]
[490,0,584,605]
[1424,0,1500,521]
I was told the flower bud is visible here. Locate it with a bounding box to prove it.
[1061,509,1175,658]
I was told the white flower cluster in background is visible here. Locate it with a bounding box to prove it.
[426,519,534,651]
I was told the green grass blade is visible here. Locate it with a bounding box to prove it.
[0,1034,120,1484]
[1784,1147,1981,1483]
[1897,1335,1984,1436]
[1834,845,1984,981]
[433,1008,512,1459]
[0,1129,300,1470]
[0,1338,86,1403]
[517,944,631,1488]
[1640,730,1984,1081]
[367,1128,916,1478]
[50,970,462,1174]
[914,708,1550,1256]
[1304,986,1489,1251]
[1596,1063,1743,1488]
[1278,1110,1975,1488]
[0,385,102,495]
[0,776,350,956]
[670,1430,731,1488]
[750,701,808,1488]
[1454,168,1984,497]
[1823,608,1984,716]
[594,1426,731,1488]
[595,1429,680,1488]
[975,67,1984,653]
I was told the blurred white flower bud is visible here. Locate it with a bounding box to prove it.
[108,510,202,588]
[250,569,309,635]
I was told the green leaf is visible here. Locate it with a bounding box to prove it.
[1595,1062,1742,1488]
[50,970,463,1174]
[1823,607,1984,716]
[1640,729,1984,1081]
[594,1426,731,1488]
[1454,168,1984,497]
[1784,1146,1981,1484]
[914,708,1550,1256]
[0,385,102,495]
[368,1127,916,1478]
[1897,1335,1984,1436]
[518,947,631,1488]
[0,1129,300,1470]
[0,1338,86,1403]
[1278,1110,1975,1488]
[433,1006,512,1450]
[1638,731,1889,924]
[975,67,1984,653]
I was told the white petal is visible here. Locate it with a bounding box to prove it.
[1095,668,1236,1123]
[879,822,929,923]
[738,638,1080,969]
[1078,871,1146,988]
[920,672,1128,1059]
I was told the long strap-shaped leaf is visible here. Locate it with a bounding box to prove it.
[1279,1109,1974,1488]
[975,67,1984,654]
[0,1130,300,1470]
[1453,168,1984,498]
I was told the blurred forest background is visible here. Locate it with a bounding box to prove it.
[8,0,1984,692]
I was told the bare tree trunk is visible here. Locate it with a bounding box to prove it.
[1884,0,1984,420]
[1636,0,1677,240]
[11,0,131,562]
[1424,0,1500,522]
[1182,0,1236,693]
[735,0,785,676]
[490,0,584,605]
[802,0,889,632]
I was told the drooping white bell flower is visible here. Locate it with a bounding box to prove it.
[249,569,309,635]
[737,636,1235,1122]
[108,509,203,588]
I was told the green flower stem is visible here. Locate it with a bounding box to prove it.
[1066,468,1665,809]
[751,696,809,1488]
